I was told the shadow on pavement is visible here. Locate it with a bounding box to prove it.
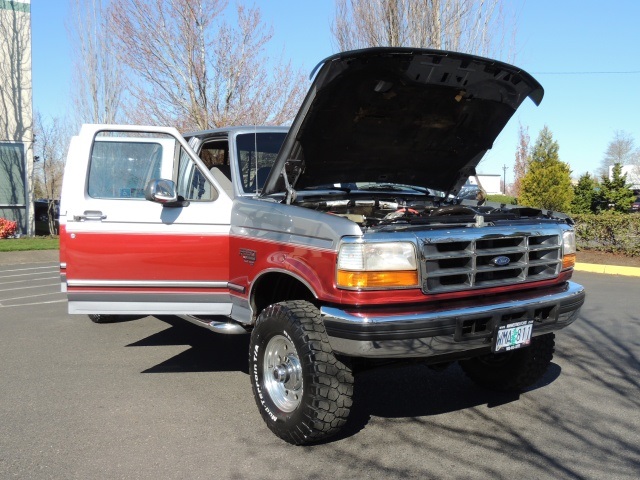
[127,315,250,374]
[128,314,562,441]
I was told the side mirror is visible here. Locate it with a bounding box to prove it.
[145,179,177,203]
[144,179,190,208]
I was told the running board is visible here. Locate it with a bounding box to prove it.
[179,315,249,335]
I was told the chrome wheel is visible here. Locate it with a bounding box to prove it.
[262,334,303,412]
[250,301,354,444]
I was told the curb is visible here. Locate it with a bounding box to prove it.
[574,263,640,277]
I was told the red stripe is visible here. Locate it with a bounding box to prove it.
[62,230,229,281]
[229,236,574,307]
[62,227,574,308]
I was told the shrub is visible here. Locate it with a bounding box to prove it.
[487,194,517,205]
[0,218,18,239]
[572,212,640,257]
[595,163,635,213]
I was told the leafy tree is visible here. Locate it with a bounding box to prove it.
[570,173,597,214]
[596,163,635,212]
[519,126,573,212]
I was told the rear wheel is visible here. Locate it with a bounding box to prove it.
[249,300,354,445]
[88,314,143,323]
[88,314,119,324]
[459,333,555,391]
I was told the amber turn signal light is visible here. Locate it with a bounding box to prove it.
[562,253,576,270]
[337,270,419,289]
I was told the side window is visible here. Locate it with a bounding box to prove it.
[200,142,229,171]
[88,140,163,199]
[176,148,217,201]
[236,132,287,193]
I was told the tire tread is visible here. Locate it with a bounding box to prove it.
[250,300,353,445]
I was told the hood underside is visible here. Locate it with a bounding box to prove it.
[262,48,543,196]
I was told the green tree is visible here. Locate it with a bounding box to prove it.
[519,126,574,212]
[596,163,635,212]
[570,173,598,214]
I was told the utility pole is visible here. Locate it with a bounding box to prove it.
[502,164,507,194]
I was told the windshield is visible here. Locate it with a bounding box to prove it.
[355,182,443,196]
[299,182,444,197]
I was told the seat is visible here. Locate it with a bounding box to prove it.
[210,166,233,197]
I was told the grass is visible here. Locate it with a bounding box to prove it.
[0,236,60,252]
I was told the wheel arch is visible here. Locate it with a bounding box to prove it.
[250,269,318,320]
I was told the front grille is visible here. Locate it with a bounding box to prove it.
[421,232,561,293]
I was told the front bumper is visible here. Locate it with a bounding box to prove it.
[321,281,585,359]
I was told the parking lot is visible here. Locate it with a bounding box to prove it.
[1,259,638,479]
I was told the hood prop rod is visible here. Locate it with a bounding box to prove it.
[282,164,297,204]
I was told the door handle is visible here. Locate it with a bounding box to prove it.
[74,210,107,221]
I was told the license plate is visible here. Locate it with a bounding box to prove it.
[493,320,533,353]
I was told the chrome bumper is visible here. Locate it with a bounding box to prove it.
[321,281,585,359]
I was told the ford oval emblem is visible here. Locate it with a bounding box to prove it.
[491,255,511,267]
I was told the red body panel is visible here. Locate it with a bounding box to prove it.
[63,230,229,282]
[63,224,572,309]
[229,235,574,308]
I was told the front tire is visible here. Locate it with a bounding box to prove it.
[459,333,555,391]
[249,300,354,445]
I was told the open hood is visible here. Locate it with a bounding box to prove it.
[261,48,543,197]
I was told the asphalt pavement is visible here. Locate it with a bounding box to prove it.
[0,256,639,479]
[0,249,59,266]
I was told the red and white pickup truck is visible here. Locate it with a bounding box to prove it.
[60,48,585,445]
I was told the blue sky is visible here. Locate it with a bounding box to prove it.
[31,1,640,183]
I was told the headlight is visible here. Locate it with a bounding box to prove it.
[562,230,576,269]
[337,242,419,289]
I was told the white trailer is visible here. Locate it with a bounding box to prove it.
[468,174,502,194]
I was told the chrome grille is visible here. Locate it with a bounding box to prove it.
[421,232,561,293]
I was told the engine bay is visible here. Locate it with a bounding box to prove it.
[293,192,568,231]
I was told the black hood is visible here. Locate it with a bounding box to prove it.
[261,48,543,196]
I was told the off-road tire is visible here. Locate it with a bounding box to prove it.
[459,333,555,392]
[88,314,119,324]
[249,300,354,445]
[88,314,144,323]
